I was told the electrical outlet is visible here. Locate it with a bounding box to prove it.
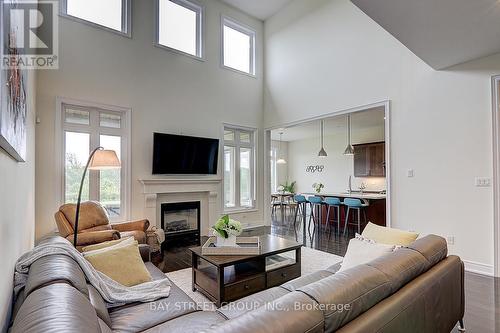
[447,236,455,245]
[475,177,492,187]
[407,169,415,178]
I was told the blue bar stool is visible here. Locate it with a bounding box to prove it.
[292,195,308,230]
[343,198,369,236]
[307,196,323,231]
[323,197,342,235]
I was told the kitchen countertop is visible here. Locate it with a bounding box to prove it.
[302,192,387,200]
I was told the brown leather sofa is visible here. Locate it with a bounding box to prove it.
[54,201,150,250]
[10,235,464,333]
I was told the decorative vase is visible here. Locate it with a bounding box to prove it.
[216,235,237,247]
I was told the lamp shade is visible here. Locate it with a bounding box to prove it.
[343,145,355,156]
[88,150,121,170]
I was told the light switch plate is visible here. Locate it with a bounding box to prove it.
[475,177,492,187]
[407,169,415,178]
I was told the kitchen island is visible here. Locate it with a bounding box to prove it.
[302,191,387,229]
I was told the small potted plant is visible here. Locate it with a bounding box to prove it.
[279,181,296,194]
[212,215,242,247]
[312,182,324,194]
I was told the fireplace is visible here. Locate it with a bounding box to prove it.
[161,201,201,245]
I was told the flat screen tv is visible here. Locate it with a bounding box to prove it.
[152,133,219,175]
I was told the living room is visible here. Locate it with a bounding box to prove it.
[1,0,500,332]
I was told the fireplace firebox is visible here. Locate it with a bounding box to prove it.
[161,201,201,246]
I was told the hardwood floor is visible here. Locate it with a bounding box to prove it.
[156,214,500,333]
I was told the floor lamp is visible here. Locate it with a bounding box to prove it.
[73,147,121,247]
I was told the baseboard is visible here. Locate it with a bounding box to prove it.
[463,260,494,276]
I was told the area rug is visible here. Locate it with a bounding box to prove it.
[165,246,343,310]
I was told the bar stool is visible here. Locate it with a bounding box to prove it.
[343,198,369,236]
[323,197,342,235]
[293,195,308,230]
[307,196,323,231]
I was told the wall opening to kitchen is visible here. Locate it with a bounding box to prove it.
[264,101,391,228]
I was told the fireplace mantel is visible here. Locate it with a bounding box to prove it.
[139,177,222,193]
[138,177,223,235]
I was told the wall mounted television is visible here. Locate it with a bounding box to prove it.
[152,132,219,175]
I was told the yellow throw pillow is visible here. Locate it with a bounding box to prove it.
[362,222,419,246]
[84,241,152,287]
[82,237,133,253]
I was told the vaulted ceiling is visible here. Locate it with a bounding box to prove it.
[351,0,500,69]
[221,0,293,20]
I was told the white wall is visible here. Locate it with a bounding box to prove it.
[265,0,497,274]
[35,0,265,238]
[288,125,386,194]
[0,71,36,330]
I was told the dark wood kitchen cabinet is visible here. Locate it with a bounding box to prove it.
[353,142,385,177]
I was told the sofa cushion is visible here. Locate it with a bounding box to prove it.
[281,270,334,292]
[298,264,391,332]
[143,311,226,333]
[11,283,100,333]
[407,234,447,269]
[109,278,198,333]
[98,318,113,333]
[366,247,428,293]
[217,287,289,319]
[25,254,89,299]
[204,291,324,333]
[88,285,112,327]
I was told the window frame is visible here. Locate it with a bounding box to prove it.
[56,98,131,222]
[155,0,205,61]
[60,0,132,37]
[221,16,256,77]
[223,125,257,212]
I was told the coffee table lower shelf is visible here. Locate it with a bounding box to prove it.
[190,243,301,308]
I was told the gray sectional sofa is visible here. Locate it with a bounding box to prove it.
[9,235,464,333]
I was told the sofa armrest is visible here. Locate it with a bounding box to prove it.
[139,244,151,262]
[66,230,120,247]
[111,219,150,233]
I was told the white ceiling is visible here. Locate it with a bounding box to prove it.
[271,107,385,142]
[221,0,293,20]
[351,0,500,69]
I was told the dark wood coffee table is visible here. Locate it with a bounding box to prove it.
[190,235,302,307]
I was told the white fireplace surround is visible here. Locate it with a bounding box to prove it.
[138,178,222,236]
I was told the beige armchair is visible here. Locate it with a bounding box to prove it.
[55,201,150,251]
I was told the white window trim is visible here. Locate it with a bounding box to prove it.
[220,15,257,78]
[55,97,132,222]
[222,124,257,213]
[155,0,205,61]
[60,0,132,38]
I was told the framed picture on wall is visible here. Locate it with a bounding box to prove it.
[0,0,28,162]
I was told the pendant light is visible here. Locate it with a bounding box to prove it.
[344,114,355,155]
[318,120,328,157]
[277,132,287,164]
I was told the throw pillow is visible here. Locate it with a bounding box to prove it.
[84,240,152,286]
[82,237,134,254]
[339,236,395,271]
[362,222,419,246]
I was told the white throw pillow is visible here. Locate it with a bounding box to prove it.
[339,236,396,272]
[82,237,135,257]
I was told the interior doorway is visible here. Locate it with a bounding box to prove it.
[263,101,392,231]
